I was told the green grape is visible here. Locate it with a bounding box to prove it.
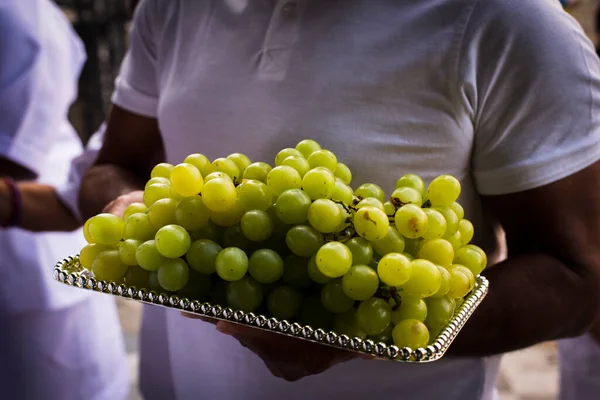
[390,296,427,323]
[418,238,454,267]
[275,148,304,166]
[458,219,474,245]
[342,265,379,301]
[186,239,222,274]
[282,255,312,288]
[227,153,252,173]
[158,258,190,291]
[222,225,251,252]
[307,255,331,284]
[151,163,174,179]
[248,249,284,284]
[169,186,184,202]
[177,269,213,301]
[446,268,472,299]
[331,180,354,205]
[83,218,95,244]
[267,166,302,196]
[377,253,412,287]
[275,189,311,224]
[118,239,142,266]
[302,167,335,200]
[243,162,272,182]
[316,242,353,278]
[285,225,325,257]
[125,266,151,289]
[210,198,245,227]
[145,177,170,189]
[402,252,415,261]
[402,259,442,298]
[226,276,263,312]
[345,237,373,265]
[136,240,168,271]
[427,175,461,207]
[143,183,171,207]
[333,310,366,339]
[449,264,475,288]
[80,243,113,270]
[454,247,485,276]
[237,180,272,211]
[371,227,405,256]
[295,139,322,158]
[395,174,426,197]
[422,208,447,240]
[155,225,191,258]
[147,198,178,230]
[184,153,212,177]
[455,297,465,309]
[383,201,396,216]
[356,197,384,211]
[240,210,273,242]
[465,244,487,270]
[307,149,337,172]
[211,158,240,181]
[124,212,156,242]
[123,202,148,221]
[450,202,464,220]
[204,171,229,182]
[261,235,290,258]
[354,206,389,241]
[170,163,204,197]
[282,156,310,177]
[403,237,422,257]
[356,297,392,336]
[392,319,429,349]
[202,177,237,212]
[334,163,352,185]
[425,296,456,331]
[174,196,211,231]
[394,204,428,239]
[92,250,128,282]
[215,247,248,282]
[307,199,342,233]
[267,286,303,320]
[369,323,394,344]
[445,230,462,251]
[146,271,161,292]
[435,206,459,235]
[390,187,423,207]
[335,204,352,232]
[191,220,222,242]
[300,295,333,331]
[321,280,355,314]
[88,213,125,245]
[354,183,385,202]
[431,266,451,298]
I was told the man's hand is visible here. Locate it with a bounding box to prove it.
[101,190,144,218]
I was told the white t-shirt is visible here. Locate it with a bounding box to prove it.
[109,0,600,399]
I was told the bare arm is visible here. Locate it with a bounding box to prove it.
[448,162,600,356]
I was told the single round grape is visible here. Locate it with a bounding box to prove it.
[369,323,394,344]
[321,280,355,314]
[267,166,302,196]
[210,198,245,227]
[331,180,354,205]
[237,180,273,212]
[88,213,125,245]
[354,206,389,241]
[316,241,353,278]
[354,183,385,203]
[145,177,170,189]
[240,210,273,242]
[177,269,213,301]
[395,174,426,197]
[342,265,379,301]
[191,220,222,242]
[124,212,156,242]
[390,187,423,207]
[383,201,396,216]
[226,275,263,312]
[445,230,462,251]
[210,157,240,181]
[435,206,459,235]
[282,155,310,177]
[275,148,304,166]
[390,296,427,323]
[431,266,451,298]
[378,253,412,287]
[345,237,373,266]
[147,198,178,230]
[449,264,475,288]
[446,268,472,299]
[427,175,461,207]
[204,171,229,182]
[275,189,311,224]
[402,259,442,298]
[184,153,212,177]
[118,239,142,266]
[334,163,352,185]
[243,162,272,182]
[92,250,128,282]
[248,249,284,284]
[215,247,249,282]
[295,139,322,158]
[300,295,333,331]
[136,240,168,271]
[151,163,174,179]
[80,243,112,270]
[267,286,303,320]
[170,163,204,197]
[125,266,151,289]
[158,258,190,291]
[392,319,429,349]
[83,218,95,244]
[307,199,342,233]
[123,202,148,221]
[356,297,392,336]
[155,225,191,258]
[227,153,252,173]
[465,244,487,270]
[222,225,251,252]
[174,196,211,231]
[143,183,171,207]
[307,149,337,172]
[418,238,454,267]
[454,247,485,276]
[371,226,405,256]
[202,177,237,212]
[285,225,324,257]
[186,239,222,274]
[307,255,331,284]
[302,167,335,200]
[282,255,312,289]
[425,296,456,331]
[356,197,384,211]
[394,204,428,239]
[422,208,447,240]
[333,310,366,339]
[450,202,464,220]
[458,219,474,245]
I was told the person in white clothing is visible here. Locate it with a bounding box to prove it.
[71,0,600,399]
[0,1,128,399]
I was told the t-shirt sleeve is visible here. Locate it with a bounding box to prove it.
[458,0,600,195]
[111,0,160,118]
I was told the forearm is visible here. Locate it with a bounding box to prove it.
[447,253,599,357]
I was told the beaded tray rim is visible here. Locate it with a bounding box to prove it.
[53,255,488,363]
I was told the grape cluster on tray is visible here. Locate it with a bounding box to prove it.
[80,139,487,350]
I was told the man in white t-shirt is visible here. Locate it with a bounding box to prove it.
[75,0,600,399]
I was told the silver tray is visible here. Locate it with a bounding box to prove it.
[53,255,488,363]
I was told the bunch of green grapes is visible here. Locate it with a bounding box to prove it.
[80,139,487,351]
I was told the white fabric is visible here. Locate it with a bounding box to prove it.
[112,0,600,398]
[558,334,600,400]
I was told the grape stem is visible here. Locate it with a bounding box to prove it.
[333,200,358,213]
[389,287,402,311]
[421,200,432,208]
